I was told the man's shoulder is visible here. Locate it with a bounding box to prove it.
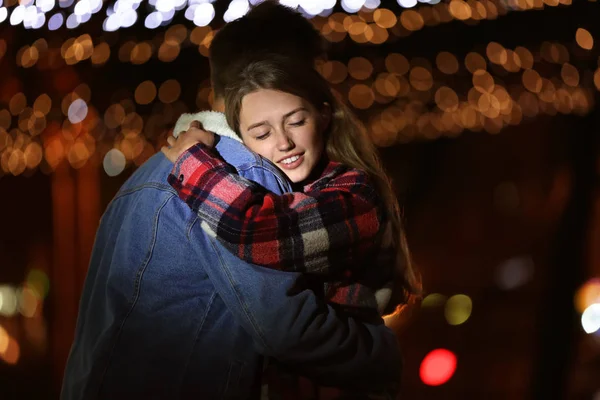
[117,152,174,194]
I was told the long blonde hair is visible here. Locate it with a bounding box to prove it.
[224,56,421,300]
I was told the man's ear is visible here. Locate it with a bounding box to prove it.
[320,102,332,133]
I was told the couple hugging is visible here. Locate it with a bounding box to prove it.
[62,2,421,399]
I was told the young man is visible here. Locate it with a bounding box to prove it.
[61,3,402,399]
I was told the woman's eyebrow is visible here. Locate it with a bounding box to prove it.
[283,107,306,120]
[247,120,268,131]
[247,107,307,131]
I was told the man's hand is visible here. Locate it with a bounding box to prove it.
[161,120,216,163]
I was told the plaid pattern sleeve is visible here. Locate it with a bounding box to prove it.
[167,143,385,274]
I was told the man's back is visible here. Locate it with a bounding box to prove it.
[62,151,269,399]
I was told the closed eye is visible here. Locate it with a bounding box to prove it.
[256,132,270,140]
[289,119,306,127]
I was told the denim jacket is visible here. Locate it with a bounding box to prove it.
[61,112,402,400]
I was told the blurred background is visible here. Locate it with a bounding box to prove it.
[1,0,600,398]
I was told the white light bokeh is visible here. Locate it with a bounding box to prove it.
[32,12,45,29]
[397,0,417,8]
[37,0,56,13]
[581,303,600,334]
[341,0,365,13]
[66,12,80,28]
[9,5,26,26]
[184,4,197,20]
[223,0,250,22]
[48,12,64,29]
[155,0,174,12]
[0,7,7,23]
[90,0,103,13]
[299,0,326,16]
[364,0,381,8]
[59,0,75,8]
[23,5,38,28]
[103,148,127,177]
[279,0,299,7]
[159,8,174,25]
[173,0,187,9]
[76,11,91,23]
[74,0,91,16]
[103,13,120,31]
[144,11,162,29]
[193,2,214,26]
[68,99,89,124]
[119,9,138,28]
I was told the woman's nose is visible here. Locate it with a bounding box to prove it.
[275,131,294,151]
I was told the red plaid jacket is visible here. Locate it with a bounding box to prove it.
[168,144,398,399]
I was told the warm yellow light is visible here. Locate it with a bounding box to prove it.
[436,52,459,75]
[409,67,433,91]
[9,93,27,116]
[576,28,593,50]
[448,0,472,20]
[385,53,409,76]
[131,42,152,65]
[465,52,487,74]
[135,81,157,105]
[91,42,111,66]
[348,84,375,110]
[158,80,181,104]
[435,87,459,112]
[373,8,397,29]
[400,10,424,31]
[348,57,373,80]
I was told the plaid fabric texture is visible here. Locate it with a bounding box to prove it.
[168,144,398,399]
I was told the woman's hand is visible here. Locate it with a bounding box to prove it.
[383,293,421,335]
[161,120,216,163]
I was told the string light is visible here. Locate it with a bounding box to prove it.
[0,1,595,177]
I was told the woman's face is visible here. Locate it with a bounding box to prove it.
[238,89,327,184]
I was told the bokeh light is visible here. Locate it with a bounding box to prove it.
[0,285,18,317]
[68,99,89,124]
[444,294,473,326]
[420,349,457,386]
[0,336,20,365]
[575,278,600,314]
[0,325,8,354]
[581,304,600,334]
[26,269,50,299]
[575,28,593,50]
[496,256,535,290]
[421,293,447,308]
[103,148,126,176]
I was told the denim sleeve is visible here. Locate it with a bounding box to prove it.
[237,163,293,195]
[189,227,401,391]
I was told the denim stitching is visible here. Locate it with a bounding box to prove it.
[95,194,173,397]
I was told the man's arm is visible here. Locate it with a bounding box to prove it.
[184,125,401,389]
[189,227,401,391]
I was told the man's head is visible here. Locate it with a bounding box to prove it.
[209,1,326,109]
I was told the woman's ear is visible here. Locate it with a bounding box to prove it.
[319,102,332,133]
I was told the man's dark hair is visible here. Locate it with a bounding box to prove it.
[209,1,326,98]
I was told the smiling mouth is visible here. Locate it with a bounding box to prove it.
[278,153,304,170]
[280,154,301,165]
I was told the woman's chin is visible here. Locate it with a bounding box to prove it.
[286,171,309,184]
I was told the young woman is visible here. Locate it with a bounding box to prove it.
[162,56,420,397]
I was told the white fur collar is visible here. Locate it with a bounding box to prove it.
[173,111,241,143]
